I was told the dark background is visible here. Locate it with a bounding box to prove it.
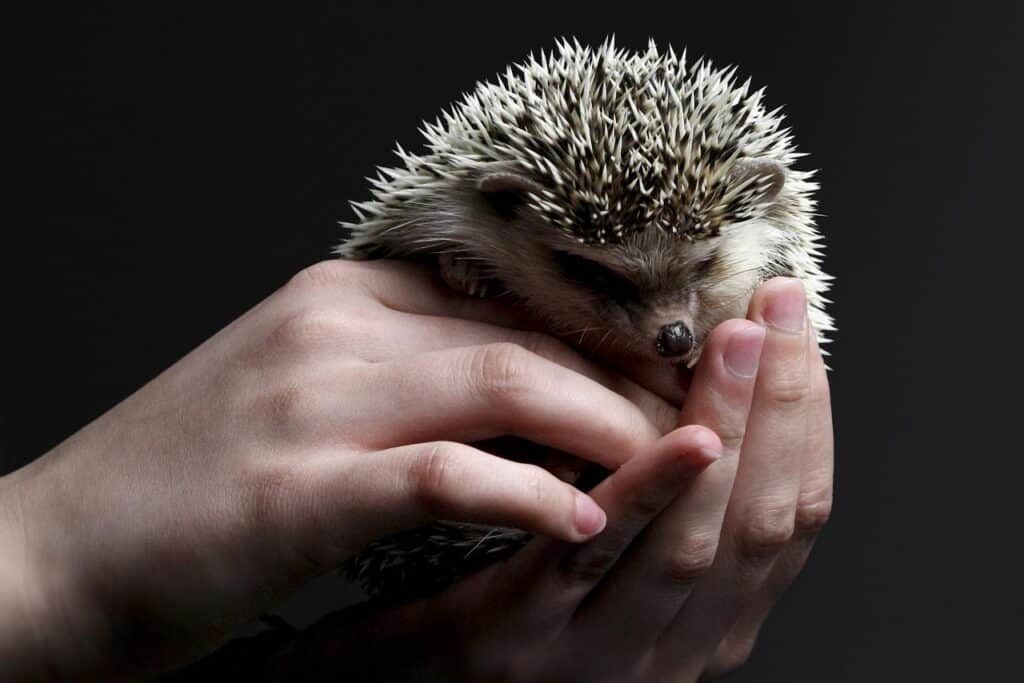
[11,2,1023,680]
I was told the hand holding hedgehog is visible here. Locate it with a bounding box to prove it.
[224,277,834,682]
[0,260,832,680]
[0,259,682,679]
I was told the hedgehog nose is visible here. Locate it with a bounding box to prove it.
[656,322,694,358]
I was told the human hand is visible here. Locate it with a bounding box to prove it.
[266,278,833,682]
[0,260,680,679]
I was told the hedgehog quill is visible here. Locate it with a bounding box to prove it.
[337,38,833,602]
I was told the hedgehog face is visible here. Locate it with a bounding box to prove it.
[543,228,767,365]
[460,158,778,366]
[468,162,784,365]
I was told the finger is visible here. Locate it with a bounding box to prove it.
[654,278,812,676]
[707,323,834,675]
[280,260,679,436]
[292,441,608,558]
[359,313,678,435]
[730,278,811,553]
[338,344,664,469]
[347,259,689,416]
[702,538,814,678]
[679,319,767,441]
[499,425,722,634]
[567,321,764,660]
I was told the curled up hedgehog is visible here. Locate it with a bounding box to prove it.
[336,38,833,603]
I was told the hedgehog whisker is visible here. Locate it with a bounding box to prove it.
[574,326,595,345]
[592,327,615,355]
[464,528,502,560]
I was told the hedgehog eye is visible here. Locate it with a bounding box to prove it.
[693,255,715,278]
[552,251,637,301]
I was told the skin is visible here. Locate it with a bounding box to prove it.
[0,260,832,681]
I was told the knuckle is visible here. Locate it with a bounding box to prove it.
[736,501,795,563]
[714,425,747,453]
[469,343,536,400]
[664,533,719,587]
[763,373,811,408]
[273,307,346,350]
[707,632,759,678]
[794,487,833,537]
[410,443,464,511]
[287,260,357,292]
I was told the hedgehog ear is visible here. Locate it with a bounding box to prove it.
[729,159,786,203]
[477,172,546,197]
[477,171,546,219]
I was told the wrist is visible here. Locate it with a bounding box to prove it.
[0,452,112,679]
[0,460,57,676]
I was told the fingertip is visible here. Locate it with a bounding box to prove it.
[573,491,608,539]
[662,424,723,470]
[705,317,759,348]
[754,275,806,299]
[747,277,808,333]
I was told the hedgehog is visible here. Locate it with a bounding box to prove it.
[336,38,833,603]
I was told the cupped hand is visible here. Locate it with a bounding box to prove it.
[0,260,678,679]
[270,277,834,682]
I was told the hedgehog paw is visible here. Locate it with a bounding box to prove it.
[439,253,494,298]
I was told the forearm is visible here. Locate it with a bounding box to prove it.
[1,461,58,678]
[0,452,119,680]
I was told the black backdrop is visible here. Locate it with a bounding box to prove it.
[11,2,1024,679]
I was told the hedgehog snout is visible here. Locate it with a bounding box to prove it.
[655,321,694,358]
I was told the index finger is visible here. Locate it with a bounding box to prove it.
[328,259,691,407]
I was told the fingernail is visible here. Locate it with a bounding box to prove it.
[724,325,766,378]
[763,281,807,333]
[574,492,607,537]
